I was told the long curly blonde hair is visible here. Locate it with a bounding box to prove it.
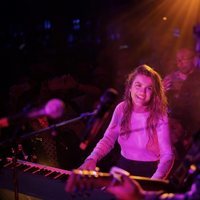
[120,64,167,139]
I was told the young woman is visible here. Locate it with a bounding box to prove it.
[79,64,174,179]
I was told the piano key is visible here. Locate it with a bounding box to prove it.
[57,173,69,181]
[23,166,39,173]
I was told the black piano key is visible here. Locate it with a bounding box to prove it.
[32,168,41,174]
[23,166,39,173]
[3,161,13,167]
[4,162,18,168]
[45,171,60,178]
[56,173,69,181]
[34,168,52,176]
[17,164,30,170]
[5,162,29,170]
[53,172,62,179]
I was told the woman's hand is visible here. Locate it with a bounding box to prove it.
[79,158,97,170]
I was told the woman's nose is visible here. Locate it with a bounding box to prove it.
[138,87,146,95]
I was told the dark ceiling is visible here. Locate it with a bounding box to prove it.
[0,0,199,89]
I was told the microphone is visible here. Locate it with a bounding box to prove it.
[0,98,65,128]
[92,88,119,119]
[80,88,118,150]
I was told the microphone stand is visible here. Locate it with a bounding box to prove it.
[0,126,22,200]
[19,111,96,141]
[0,111,95,200]
[0,111,95,147]
[12,146,19,200]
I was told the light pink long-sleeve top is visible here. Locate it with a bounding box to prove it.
[87,101,174,179]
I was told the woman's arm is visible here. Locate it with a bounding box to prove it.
[83,102,123,165]
[152,117,175,179]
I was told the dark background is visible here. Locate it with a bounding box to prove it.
[0,0,199,114]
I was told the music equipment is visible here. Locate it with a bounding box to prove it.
[0,157,71,199]
[67,167,172,193]
[0,158,117,200]
[0,158,172,200]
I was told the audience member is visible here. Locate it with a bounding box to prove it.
[163,48,200,160]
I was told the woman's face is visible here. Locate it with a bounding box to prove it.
[130,74,153,112]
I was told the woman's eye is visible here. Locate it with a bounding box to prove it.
[135,84,141,88]
[147,87,152,91]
